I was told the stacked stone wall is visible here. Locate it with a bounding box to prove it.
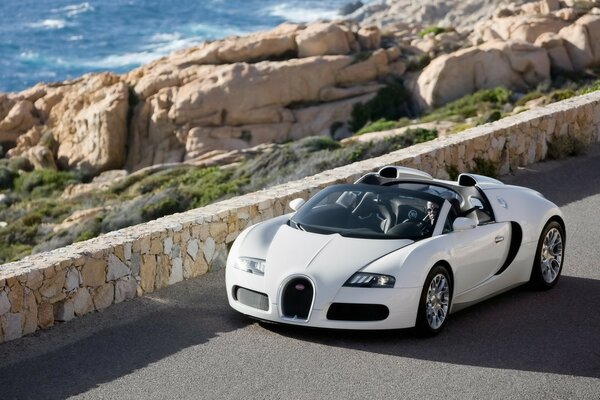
[1,91,599,343]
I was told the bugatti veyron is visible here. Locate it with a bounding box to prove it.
[225,166,565,335]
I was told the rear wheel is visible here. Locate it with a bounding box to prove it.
[530,221,565,290]
[416,265,452,336]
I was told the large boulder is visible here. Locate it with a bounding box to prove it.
[535,32,574,71]
[473,15,569,44]
[126,53,390,170]
[295,23,357,58]
[0,99,38,142]
[415,40,550,108]
[48,73,129,174]
[558,14,600,70]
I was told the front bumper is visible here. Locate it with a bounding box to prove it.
[226,266,422,330]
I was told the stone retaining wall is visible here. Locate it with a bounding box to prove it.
[1,91,600,343]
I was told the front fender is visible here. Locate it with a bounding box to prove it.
[363,236,453,289]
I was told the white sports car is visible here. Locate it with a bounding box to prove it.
[225,166,565,335]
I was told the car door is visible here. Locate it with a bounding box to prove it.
[447,221,511,295]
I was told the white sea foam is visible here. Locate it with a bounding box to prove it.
[82,51,165,68]
[149,33,182,43]
[29,19,68,30]
[67,35,84,41]
[264,3,340,23]
[56,2,95,17]
[189,23,247,39]
[147,37,199,54]
[19,51,40,60]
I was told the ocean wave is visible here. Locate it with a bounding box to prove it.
[145,37,200,54]
[189,23,247,39]
[29,19,68,30]
[19,51,40,60]
[82,51,165,69]
[54,2,95,17]
[149,33,182,43]
[67,35,84,41]
[264,3,340,23]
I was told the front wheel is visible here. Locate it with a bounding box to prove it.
[415,265,452,336]
[530,221,565,290]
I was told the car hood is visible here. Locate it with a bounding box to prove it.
[263,224,413,309]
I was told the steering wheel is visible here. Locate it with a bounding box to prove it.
[401,206,422,224]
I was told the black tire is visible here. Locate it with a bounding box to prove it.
[415,265,452,337]
[530,220,565,290]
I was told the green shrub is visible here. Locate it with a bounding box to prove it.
[548,89,575,103]
[350,83,412,132]
[515,91,543,107]
[8,157,33,172]
[14,169,81,198]
[406,128,438,144]
[478,110,502,125]
[547,136,586,160]
[300,136,341,152]
[109,170,153,195]
[420,87,511,123]
[0,222,38,246]
[21,212,42,227]
[471,157,497,178]
[578,79,600,95]
[418,26,446,38]
[75,230,96,242]
[446,165,460,181]
[0,243,33,264]
[142,195,186,221]
[450,122,475,133]
[356,119,400,135]
[0,166,15,189]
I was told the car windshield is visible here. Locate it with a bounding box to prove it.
[289,184,444,240]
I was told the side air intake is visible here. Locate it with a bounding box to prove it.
[378,166,433,180]
[458,173,503,186]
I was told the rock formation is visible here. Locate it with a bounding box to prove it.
[1,0,600,174]
[1,21,406,174]
[414,40,550,107]
[413,1,600,108]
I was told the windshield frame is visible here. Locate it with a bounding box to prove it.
[289,184,445,240]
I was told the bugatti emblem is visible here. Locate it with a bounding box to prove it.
[295,283,305,291]
[408,210,418,219]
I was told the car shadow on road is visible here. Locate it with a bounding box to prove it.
[261,275,600,379]
[0,269,250,399]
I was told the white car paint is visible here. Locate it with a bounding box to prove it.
[225,167,564,330]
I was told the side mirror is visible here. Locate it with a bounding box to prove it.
[453,217,477,232]
[289,198,305,211]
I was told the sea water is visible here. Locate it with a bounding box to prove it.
[0,0,366,93]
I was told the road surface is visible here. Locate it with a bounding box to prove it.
[1,145,599,399]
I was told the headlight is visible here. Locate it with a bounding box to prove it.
[344,273,395,288]
[234,257,266,276]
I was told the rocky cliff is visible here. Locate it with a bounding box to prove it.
[0,0,599,176]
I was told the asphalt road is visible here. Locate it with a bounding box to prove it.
[1,146,600,399]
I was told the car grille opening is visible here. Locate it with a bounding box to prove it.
[326,303,389,321]
[281,277,314,320]
[234,286,269,311]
